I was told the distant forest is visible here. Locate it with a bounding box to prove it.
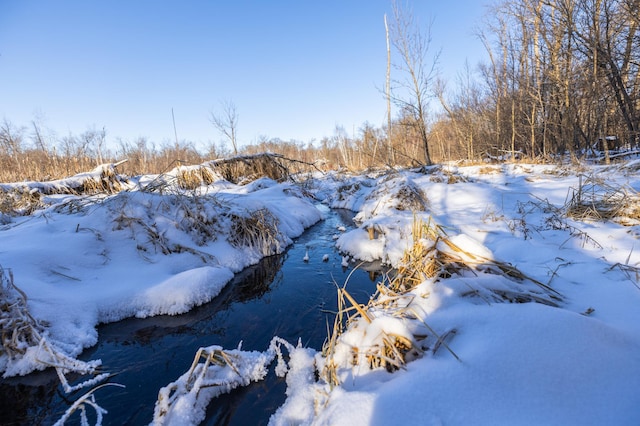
[1,0,638,181]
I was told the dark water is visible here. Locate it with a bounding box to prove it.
[0,208,383,425]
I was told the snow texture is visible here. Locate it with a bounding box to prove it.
[3,161,640,425]
[0,175,322,377]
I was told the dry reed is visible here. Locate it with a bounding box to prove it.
[320,215,564,386]
[0,162,128,217]
[564,173,640,224]
[176,165,220,190]
[1,266,43,360]
[206,153,291,184]
[0,188,44,216]
[228,208,281,256]
[1,266,110,395]
[154,337,293,424]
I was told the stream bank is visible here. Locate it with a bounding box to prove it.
[0,207,384,425]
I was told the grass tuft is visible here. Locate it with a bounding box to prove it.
[228,208,282,256]
[320,215,565,386]
[564,173,640,224]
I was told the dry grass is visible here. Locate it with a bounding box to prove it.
[141,154,305,193]
[154,337,292,424]
[0,189,44,217]
[2,265,118,424]
[320,285,419,386]
[478,166,501,174]
[391,217,562,300]
[111,196,220,261]
[0,162,128,217]
[0,155,298,213]
[320,275,455,387]
[207,153,291,184]
[154,346,238,421]
[564,174,640,224]
[380,172,429,212]
[228,208,281,256]
[320,216,564,386]
[1,266,43,360]
[54,382,125,425]
[1,266,109,396]
[76,163,127,194]
[390,217,452,291]
[356,174,428,219]
[394,183,428,212]
[428,169,468,184]
[42,162,127,195]
[176,165,220,190]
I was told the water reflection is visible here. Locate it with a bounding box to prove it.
[91,254,286,349]
[0,209,382,425]
[0,372,60,426]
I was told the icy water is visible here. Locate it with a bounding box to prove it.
[0,208,383,425]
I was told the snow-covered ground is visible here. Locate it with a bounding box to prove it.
[2,161,640,425]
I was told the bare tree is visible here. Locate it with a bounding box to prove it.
[384,13,394,165]
[0,119,25,175]
[389,1,440,166]
[435,61,486,161]
[474,0,639,161]
[0,119,24,156]
[210,100,239,156]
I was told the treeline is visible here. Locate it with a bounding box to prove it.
[437,0,639,160]
[0,120,210,181]
[0,118,430,182]
[1,0,638,182]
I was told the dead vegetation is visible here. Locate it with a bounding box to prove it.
[564,174,640,225]
[0,154,313,213]
[175,165,221,190]
[0,155,316,242]
[379,174,428,212]
[1,267,44,362]
[228,209,282,256]
[0,189,44,217]
[110,191,284,260]
[429,168,468,184]
[154,337,292,425]
[320,282,422,387]
[0,162,128,217]
[320,216,563,387]
[110,193,222,262]
[155,345,244,421]
[206,153,293,184]
[351,174,428,222]
[141,154,310,194]
[0,162,128,196]
[392,217,562,301]
[146,152,320,191]
[1,265,112,421]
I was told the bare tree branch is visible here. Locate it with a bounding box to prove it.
[210,100,239,155]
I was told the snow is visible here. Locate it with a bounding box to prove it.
[154,343,278,426]
[0,174,322,376]
[273,163,640,425]
[2,161,640,425]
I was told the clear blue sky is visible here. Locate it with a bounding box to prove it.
[0,1,488,151]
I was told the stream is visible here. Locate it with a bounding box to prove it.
[0,207,383,425]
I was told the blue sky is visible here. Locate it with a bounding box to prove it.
[0,1,488,150]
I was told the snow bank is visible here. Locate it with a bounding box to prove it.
[4,161,640,426]
[268,164,640,425]
[309,303,640,425]
[153,337,299,426]
[0,177,322,377]
[154,344,276,426]
[132,266,234,317]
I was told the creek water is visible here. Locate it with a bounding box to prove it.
[0,207,383,425]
